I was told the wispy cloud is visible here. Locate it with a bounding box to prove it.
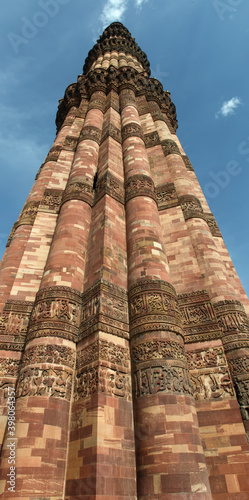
[216,96,242,118]
[100,0,128,28]
[99,0,148,29]
[135,0,147,6]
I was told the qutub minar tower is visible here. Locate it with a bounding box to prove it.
[0,22,249,499]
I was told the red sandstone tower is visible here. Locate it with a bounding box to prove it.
[1,22,249,499]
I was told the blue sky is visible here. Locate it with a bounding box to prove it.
[0,0,248,296]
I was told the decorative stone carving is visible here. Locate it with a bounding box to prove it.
[100,123,122,144]
[234,380,249,420]
[213,300,249,335]
[179,195,204,221]
[94,172,125,205]
[56,82,81,132]
[132,340,186,364]
[0,300,33,337]
[75,364,131,401]
[57,67,178,132]
[88,91,106,112]
[77,339,130,369]
[137,102,150,116]
[44,145,63,163]
[119,88,137,110]
[129,280,182,338]
[122,123,144,143]
[178,290,221,343]
[222,334,249,352]
[16,202,39,228]
[6,222,18,247]
[0,358,20,377]
[125,174,157,203]
[191,369,234,401]
[40,189,63,213]
[27,286,82,343]
[161,139,181,157]
[63,135,78,151]
[61,178,93,207]
[150,109,167,123]
[30,289,81,326]
[83,22,151,76]
[144,131,161,148]
[21,344,76,370]
[156,182,179,211]
[182,155,194,171]
[205,214,222,237]
[16,366,73,400]
[145,79,163,105]
[79,125,102,145]
[188,346,235,401]
[133,365,192,398]
[187,347,226,370]
[80,280,129,340]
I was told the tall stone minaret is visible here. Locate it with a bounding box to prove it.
[1,22,249,499]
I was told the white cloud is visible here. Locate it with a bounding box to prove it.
[216,96,242,118]
[100,0,128,28]
[100,0,148,29]
[135,0,147,6]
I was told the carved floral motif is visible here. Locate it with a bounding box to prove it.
[0,358,20,377]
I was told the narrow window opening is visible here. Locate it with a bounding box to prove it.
[93,172,98,190]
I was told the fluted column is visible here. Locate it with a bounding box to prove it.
[152,105,249,430]
[65,87,137,499]
[0,92,104,500]
[120,88,211,499]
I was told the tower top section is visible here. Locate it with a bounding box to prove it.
[56,23,177,133]
[83,22,151,76]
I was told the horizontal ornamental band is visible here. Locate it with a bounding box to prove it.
[61,178,94,207]
[27,286,82,343]
[124,174,157,204]
[56,67,177,133]
[128,279,183,338]
[79,125,102,145]
[121,122,144,143]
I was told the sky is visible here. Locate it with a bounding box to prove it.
[0,0,248,297]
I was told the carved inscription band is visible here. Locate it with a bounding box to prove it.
[128,279,183,338]
[27,286,82,343]
[125,174,157,203]
[61,178,94,207]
